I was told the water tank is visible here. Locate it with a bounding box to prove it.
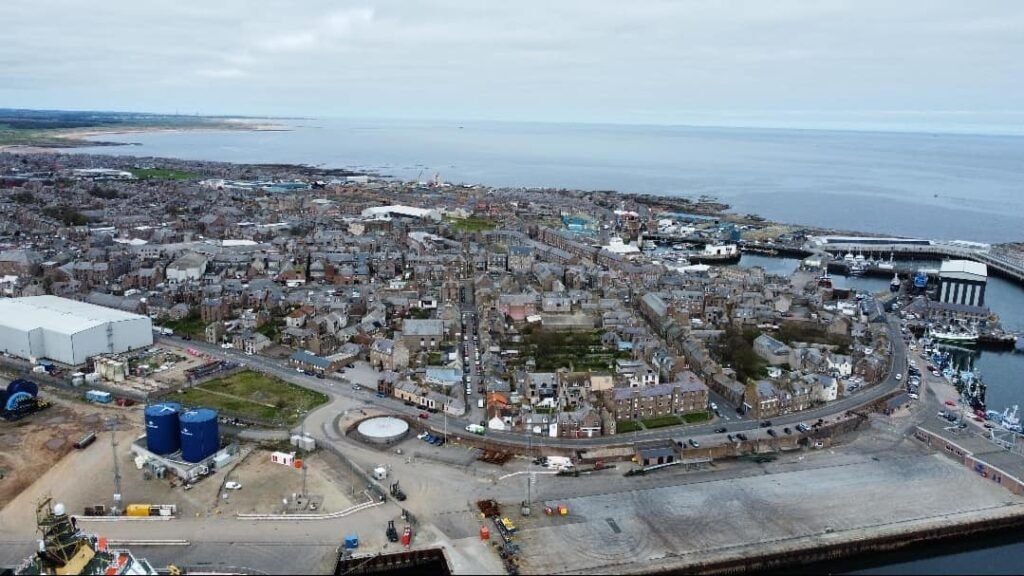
[179,408,219,463]
[7,379,38,398]
[144,403,181,455]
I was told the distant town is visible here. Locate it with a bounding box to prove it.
[3,149,1024,575]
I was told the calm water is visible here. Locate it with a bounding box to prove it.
[73,119,1024,242]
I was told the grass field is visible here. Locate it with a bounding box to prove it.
[130,167,198,180]
[446,216,497,233]
[176,370,328,426]
[642,415,682,429]
[682,411,711,424]
[616,420,642,433]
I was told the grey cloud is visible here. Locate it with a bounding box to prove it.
[0,0,1021,127]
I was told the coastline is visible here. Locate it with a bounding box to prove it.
[0,119,289,153]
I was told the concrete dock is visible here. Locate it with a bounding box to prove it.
[512,427,1024,575]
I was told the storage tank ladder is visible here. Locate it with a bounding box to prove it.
[106,322,114,353]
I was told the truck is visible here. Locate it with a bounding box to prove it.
[465,424,486,435]
[85,390,112,404]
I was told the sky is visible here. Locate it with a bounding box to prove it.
[1,0,1023,131]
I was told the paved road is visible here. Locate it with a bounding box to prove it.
[159,314,906,449]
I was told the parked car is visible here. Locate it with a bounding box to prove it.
[224,481,242,490]
[783,427,792,435]
[688,439,700,448]
[418,412,430,419]
[735,433,748,441]
[766,429,778,437]
[727,434,734,442]
[760,420,772,428]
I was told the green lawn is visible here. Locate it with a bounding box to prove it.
[446,216,497,233]
[682,411,711,424]
[176,370,328,426]
[642,415,682,429]
[616,420,642,433]
[164,315,205,337]
[131,167,199,180]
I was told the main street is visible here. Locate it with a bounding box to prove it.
[160,313,906,449]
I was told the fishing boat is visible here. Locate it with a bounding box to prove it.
[817,272,833,289]
[889,272,901,293]
[913,271,929,292]
[929,325,979,344]
[1001,405,1021,432]
[688,243,741,265]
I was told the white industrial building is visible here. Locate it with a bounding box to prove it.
[165,252,208,282]
[0,296,153,366]
[360,205,441,221]
[938,260,988,308]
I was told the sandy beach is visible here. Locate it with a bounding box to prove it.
[0,119,288,153]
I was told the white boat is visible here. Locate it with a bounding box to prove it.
[929,327,979,344]
[1001,405,1020,431]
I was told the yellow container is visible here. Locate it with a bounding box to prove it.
[126,504,151,517]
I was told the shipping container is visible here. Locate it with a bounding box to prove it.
[73,432,96,449]
[85,390,112,404]
[125,504,151,517]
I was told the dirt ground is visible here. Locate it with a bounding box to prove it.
[212,449,359,515]
[0,393,142,510]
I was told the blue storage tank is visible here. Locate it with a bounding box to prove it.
[144,402,181,455]
[179,408,219,463]
[7,379,38,398]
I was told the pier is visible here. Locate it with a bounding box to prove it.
[807,236,1024,287]
[798,234,1024,284]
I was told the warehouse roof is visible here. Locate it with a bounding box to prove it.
[939,259,987,279]
[0,295,148,335]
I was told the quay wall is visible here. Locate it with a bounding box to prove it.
[913,426,1024,496]
[689,509,1024,575]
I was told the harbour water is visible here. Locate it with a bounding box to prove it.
[73,118,1024,242]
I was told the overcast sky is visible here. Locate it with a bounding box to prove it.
[2,0,1023,129]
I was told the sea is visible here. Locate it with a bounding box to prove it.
[72,119,1024,573]
[75,118,1024,242]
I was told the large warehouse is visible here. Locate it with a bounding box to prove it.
[0,296,153,366]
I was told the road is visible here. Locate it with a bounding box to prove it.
[160,313,907,450]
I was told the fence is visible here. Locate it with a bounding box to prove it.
[314,434,388,503]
